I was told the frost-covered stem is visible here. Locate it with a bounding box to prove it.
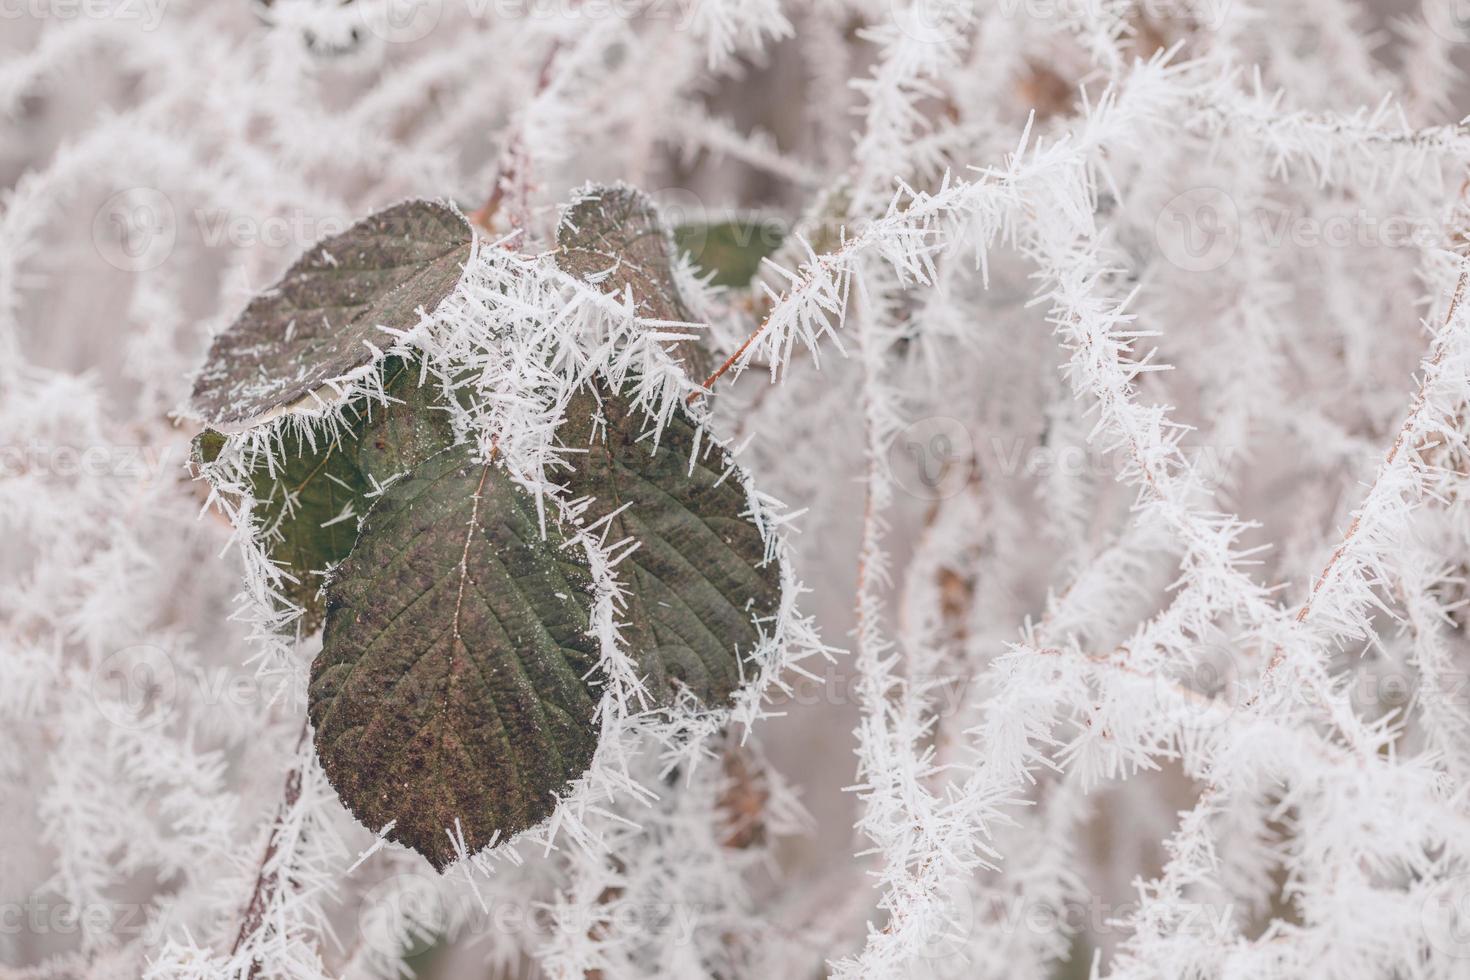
[469,38,565,236]
[1299,265,1467,624]
[230,721,311,975]
[834,260,1001,976]
[1111,260,1470,978]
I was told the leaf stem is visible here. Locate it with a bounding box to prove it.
[230,720,310,976]
[687,318,770,405]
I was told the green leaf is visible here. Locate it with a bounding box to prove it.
[191,200,473,428]
[675,218,785,288]
[557,383,781,707]
[556,185,712,381]
[192,428,226,466]
[251,422,368,629]
[195,358,457,631]
[310,449,602,870]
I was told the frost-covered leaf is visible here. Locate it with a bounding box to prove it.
[191,200,473,427]
[248,424,367,630]
[675,218,785,287]
[556,184,712,380]
[194,358,456,631]
[192,428,226,466]
[310,449,601,871]
[557,383,780,706]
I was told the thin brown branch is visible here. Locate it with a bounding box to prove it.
[230,720,310,976]
[687,319,770,405]
[469,41,565,238]
[1290,264,1470,635]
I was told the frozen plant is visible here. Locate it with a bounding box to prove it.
[6,1,1470,979]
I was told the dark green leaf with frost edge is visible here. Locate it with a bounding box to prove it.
[310,449,602,871]
[675,219,785,288]
[192,358,456,631]
[557,383,780,707]
[556,185,712,381]
[193,429,226,466]
[191,200,472,427]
